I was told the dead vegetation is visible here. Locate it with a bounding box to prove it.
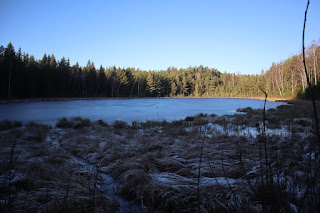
[0,122,117,212]
[0,100,319,212]
[0,120,22,131]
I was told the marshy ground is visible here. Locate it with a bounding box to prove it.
[0,100,319,212]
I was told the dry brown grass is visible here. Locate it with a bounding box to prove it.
[0,124,115,212]
[1,100,319,212]
[0,120,22,131]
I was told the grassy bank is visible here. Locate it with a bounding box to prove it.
[0,101,319,212]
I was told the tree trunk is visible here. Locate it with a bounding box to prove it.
[8,62,12,98]
[130,79,137,97]
[312,45,318,85]
[291,69,294,95]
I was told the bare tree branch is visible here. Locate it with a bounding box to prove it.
[302,0,320,147]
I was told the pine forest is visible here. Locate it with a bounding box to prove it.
[1,41,319,99]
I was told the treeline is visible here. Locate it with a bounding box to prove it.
[0,41,319,99]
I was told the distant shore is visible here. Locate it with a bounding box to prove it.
[0,96,294,104]
[162,96,294,102]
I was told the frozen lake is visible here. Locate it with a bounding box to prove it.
[0,98,285,125]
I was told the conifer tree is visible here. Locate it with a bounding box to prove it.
[5,43,15,97]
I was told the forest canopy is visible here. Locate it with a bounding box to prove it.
[0,41,319,99]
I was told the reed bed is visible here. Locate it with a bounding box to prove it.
[0,101,319,212]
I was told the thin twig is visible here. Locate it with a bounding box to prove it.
[302,0,320,146]
[221,149,234,194]
[258,85,268,186]
[206,153,225,194]
[301,1,320,210]
[197,126,206,213]
[238,144,257,195]
[258,85,267,133]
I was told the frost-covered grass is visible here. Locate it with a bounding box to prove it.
[0,123,117,212]
[0,100,319,212]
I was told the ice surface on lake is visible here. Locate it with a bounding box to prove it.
[0,98,285,125]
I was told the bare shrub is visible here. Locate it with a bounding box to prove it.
[72,117,91,129]
[56,117,72,128]
[96,119,108,127]
[25,122,52,142]
[236,107,253,113]
[196,113,208,118]
[185,116,195,122]
[112,120,128,129]
[56,117,91,129]
[194,118,209,126]
[0,120,22,130]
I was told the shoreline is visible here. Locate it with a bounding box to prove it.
[0,96,294,104]
[162,96,294,102]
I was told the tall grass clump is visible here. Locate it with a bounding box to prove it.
[97,119,108,127]
[236,107,253,113]
[112,120,128,129]
[0,120,22,131]
[56,117,91,129]
[25,122,52,142]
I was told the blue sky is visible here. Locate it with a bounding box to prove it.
[1,0,319,74]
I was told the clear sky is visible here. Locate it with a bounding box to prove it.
[0,0,319,74]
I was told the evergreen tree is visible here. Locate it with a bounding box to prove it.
[86,61,97,96]
[171,79,177,97]
[1,41,318,99]
[182,75,189,96]
[4,42,15,97]
[97,65,107,96]
[146,72,156,96]
[50,54,56,69]
[116,68,129,96]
